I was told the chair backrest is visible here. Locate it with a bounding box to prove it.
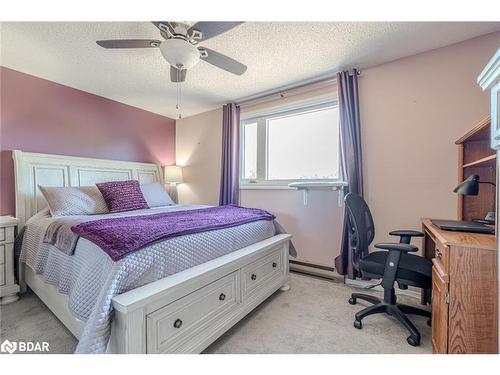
[344,192,375,270]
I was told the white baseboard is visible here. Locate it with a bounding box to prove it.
[289,262,422,302]
[290,262,338,280]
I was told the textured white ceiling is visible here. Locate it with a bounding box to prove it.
[1,22,499,119]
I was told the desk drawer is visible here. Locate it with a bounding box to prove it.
[425,229,449,271]
[434,240,449,271]
[241,246,284,298]
[0,245,5,264]
[146,271,239,353]
[0,265,5,286]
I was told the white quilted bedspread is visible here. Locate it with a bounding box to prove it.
[20,205,276,354]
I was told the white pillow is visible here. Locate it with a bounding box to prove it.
[140,182,175,207]
[39,186,109,217]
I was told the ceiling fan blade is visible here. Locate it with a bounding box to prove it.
[200,48,247,75]
[189,22,243,42]
[170,66,187,83]
[96,39,161,49]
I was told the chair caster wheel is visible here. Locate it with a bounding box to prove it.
[407,336,420,347]
[427,319,432,327]
[353,320,362,329]
[348,297,357,305]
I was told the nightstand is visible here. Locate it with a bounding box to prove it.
[0,216,20,304]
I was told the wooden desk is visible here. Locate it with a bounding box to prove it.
[421,218,498,353]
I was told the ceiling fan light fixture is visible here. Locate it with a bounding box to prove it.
[160,39,200,70]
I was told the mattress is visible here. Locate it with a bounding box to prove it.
[20,204,277,354]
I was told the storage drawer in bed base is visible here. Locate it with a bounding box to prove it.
[109,234,291,354]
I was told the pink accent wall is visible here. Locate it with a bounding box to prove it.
[0,66,176,215]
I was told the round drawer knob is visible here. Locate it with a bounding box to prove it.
[219,293,226,301]
[272,262,277,268]
[173,318,183,329]
[251,274,257,281]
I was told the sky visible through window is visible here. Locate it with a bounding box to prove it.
[243,106,339,181]
[243,122,258,179]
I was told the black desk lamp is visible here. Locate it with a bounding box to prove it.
[453,174,496,223]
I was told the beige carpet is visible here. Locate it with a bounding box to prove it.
[0,272,431,354]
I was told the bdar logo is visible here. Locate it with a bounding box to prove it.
[0,339,49,353]
[1,339,17,354]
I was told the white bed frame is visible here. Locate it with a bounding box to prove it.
[13,150,291,353]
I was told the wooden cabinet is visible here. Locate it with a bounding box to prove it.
[431,261,449,354]
[478,49,500,356]
[478,49,500,150]
[422,218,498,353]
[455,116,496,223]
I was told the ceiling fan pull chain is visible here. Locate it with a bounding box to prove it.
[179,82,182,119]
[175,69,179,112]
[176,69,182,119]
[175,82,180,111]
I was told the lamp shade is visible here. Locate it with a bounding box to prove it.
[453,174,479,195]
[164,165,183,184]
[159,39,200,69]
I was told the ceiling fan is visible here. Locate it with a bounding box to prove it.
[96,22,247,83]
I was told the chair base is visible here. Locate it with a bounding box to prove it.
[349,292,431,347]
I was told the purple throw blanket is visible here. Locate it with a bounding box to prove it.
[71,205,276,261]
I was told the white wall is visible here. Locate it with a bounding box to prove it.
[176,108,222,206]
[241,189,343,267]
[175,31,500,269]
[360,31,499,245]
[176,87,343,268]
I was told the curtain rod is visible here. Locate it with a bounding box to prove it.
[236,69,361,108]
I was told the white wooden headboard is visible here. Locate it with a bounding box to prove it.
[13,150,163,228]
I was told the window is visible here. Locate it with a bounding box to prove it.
[241,101,340,186]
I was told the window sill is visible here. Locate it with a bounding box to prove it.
[240,181,347,190]
[288,181,348,190]
[241,181,348,206]
[240,185,293,190]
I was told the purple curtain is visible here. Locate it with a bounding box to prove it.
[219,103,241,205]
[334,69,364,279]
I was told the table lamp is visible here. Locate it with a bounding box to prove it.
[164,165,183,203]
[453,174,496,223]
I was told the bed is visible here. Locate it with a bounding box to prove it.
[13,150,292,354]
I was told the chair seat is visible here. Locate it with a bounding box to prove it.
[359,251,432,288]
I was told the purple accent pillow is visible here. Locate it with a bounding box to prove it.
[96,180,149,213]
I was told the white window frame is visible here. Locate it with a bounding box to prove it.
[240,99,342,188]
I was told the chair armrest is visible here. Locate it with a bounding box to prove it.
[389,230,424,237]
[374,242,419,253]
[389,230,424,244]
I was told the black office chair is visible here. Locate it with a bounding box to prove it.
[344,192,432,346]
